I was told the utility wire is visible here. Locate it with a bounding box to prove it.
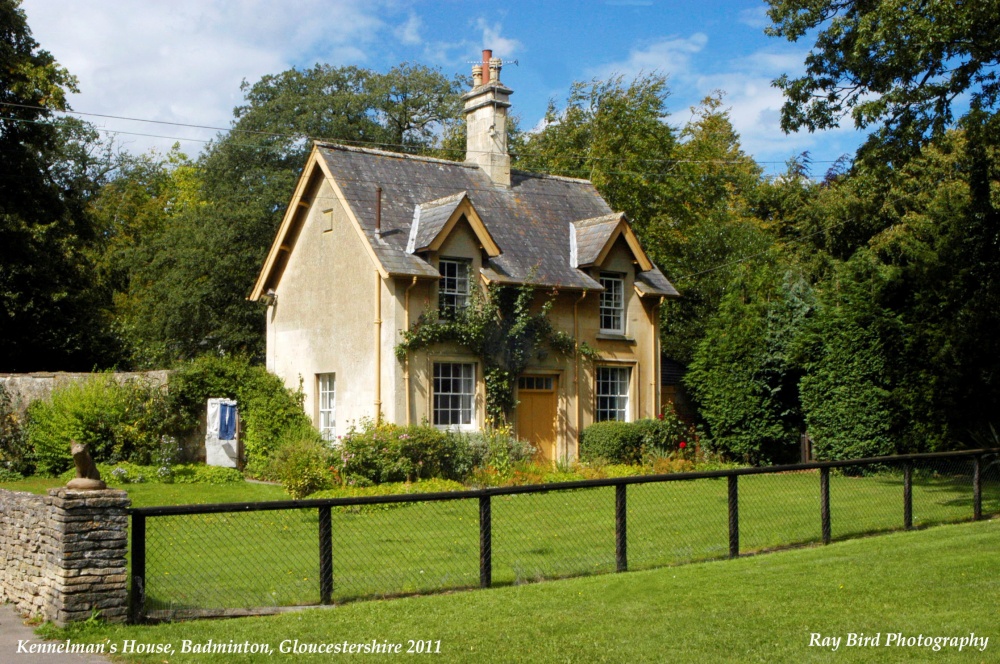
[0,115,802,181]
[0,100,845,168]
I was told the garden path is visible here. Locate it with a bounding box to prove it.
[0,603,110,663]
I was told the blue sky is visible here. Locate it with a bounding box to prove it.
[22,0,866,177]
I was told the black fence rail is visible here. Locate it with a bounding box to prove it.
[128,448,1000,622]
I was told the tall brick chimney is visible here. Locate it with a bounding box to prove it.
[463,48,512,187]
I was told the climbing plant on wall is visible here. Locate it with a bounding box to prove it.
[395,282,594,426]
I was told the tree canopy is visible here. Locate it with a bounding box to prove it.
[0,0,121,370]
[767,0,1000,159]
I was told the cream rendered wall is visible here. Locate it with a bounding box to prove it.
[266,179,380,435]
[383,223,660,462]
[577,237,661,426]
[398,220,486,428]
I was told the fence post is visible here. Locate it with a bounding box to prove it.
[973,456,982,521]
[728,475,739,558]
[903,462,913,530]
[479,495,492,588]
[615,484,627,572]
[129,513,146,624]
[318,506,333,605]
[820,467,831,545]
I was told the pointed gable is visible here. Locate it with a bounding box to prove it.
[571,213,652,272]
[406,192,500,256]
[253,142,678,300]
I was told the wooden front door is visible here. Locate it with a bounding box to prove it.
[516,375,559,463]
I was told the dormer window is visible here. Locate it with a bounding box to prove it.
[439,258,470,318]
[599,272,625,333]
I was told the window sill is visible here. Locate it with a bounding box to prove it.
[433,424,479,433]
[596,333,636,343]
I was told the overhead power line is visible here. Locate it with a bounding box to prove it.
[0,100,846,169]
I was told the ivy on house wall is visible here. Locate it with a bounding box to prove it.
[395,282,595,426]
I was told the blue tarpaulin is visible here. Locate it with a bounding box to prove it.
[219,402,237,440]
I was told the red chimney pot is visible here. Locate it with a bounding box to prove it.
[481,49,492,84]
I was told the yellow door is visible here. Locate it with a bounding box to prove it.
[516,375,558,463]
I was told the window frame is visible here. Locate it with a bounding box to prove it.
[599,272,626,334]
[438,258,471,319]
[432,362,477,430]
[595,365,631,422]
[317,373,336,441]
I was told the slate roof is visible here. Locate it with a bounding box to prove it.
[571,213,627,267]
[406,192,468,254]
[316,142,678,296]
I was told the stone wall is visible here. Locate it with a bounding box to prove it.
[0,370,205,462]
[0,371,172,413]
[0,488,130,626]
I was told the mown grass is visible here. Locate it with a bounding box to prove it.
[4,463,997,616]
[0,476,288,505]
[131,467,999,614]
[38,518,1000,663]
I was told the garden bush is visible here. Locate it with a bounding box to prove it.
[167,355,315,477]
[28,375,170,476]
[580,415,695,465]
[57,462,244,485]
[461,427,535,476]
[338,419,474,484]
[310,478,467,511]
[0,384,32,476]
[272,438,336,499]
[579,421,644,464]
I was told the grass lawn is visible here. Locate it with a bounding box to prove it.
[38,518,1000,663]
[0,476,289,506]
[124,468,998,615]
[4,463,997,617]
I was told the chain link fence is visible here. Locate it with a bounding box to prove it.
[129,449,1000,622]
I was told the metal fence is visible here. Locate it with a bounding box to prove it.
[128,448,1000,622]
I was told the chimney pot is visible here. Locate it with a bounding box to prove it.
[489,57,502,84]
[481,49,492,84]
[464,47,511,187]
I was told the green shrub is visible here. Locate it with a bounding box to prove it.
[631,413,693,452]
[580,416,696,465]
[272,438,335,499]
[0,468,24,482]
[462,427,535,476]
[310,478,466,511]
[338,420,474,484]
[58,462,243,486]
[0,384,32,476]
[167,355,314,477]
[28,375,170,476]
[169,464,243,484]
[579,421,645,464]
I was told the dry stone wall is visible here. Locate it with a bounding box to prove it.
[0,488,129,626]
[0,371,171,413]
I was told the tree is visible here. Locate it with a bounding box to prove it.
[0,0,120,370]
[654,94,768,363]
[766,0,1000,159]
[103,63,463,365]
[515,73,677,234]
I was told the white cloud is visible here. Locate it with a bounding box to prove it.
[590,34,862,168]
[587,34,708,84]
[394,14,423,46]
[737,6,770,30]
[20,0,387,153]
[475,18,522,58]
